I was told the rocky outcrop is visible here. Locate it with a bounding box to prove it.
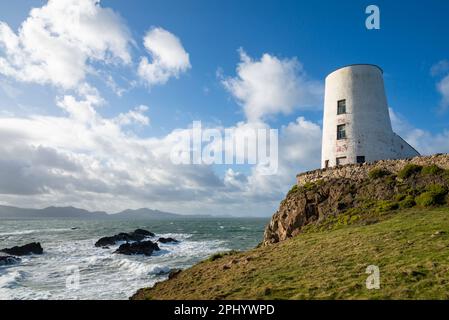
[168,268,182,279]
[264,154,449,245]
[134,229,155,237]
[95,229,154,247]
[158,237,179,243]
[0,254,21,266]
[1,242,43,256]
[114,240,160,256]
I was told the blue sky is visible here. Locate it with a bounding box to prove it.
[0,0,448,216]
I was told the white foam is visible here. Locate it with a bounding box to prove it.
[0,228,72,237]
[148,265,170,275]
[0,230,232,300]
[0,270,27,289]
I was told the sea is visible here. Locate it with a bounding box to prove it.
[0,217,267,300]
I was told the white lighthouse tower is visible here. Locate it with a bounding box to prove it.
[321,64,419,168]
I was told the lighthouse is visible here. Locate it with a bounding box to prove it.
[321,64,419,169]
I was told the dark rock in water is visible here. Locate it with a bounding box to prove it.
[0,255,21,266]
[94,229,154,247]
[114,240,160,256]
[95,233,136,247]
[1,242,43,256]
[168,268,182,279]
[158,237,179,244]
[134,229,155,237]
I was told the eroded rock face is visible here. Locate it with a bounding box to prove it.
[1,242,43,256]
[263,155,449,246]
[263,179,353,245]
[114,240,160,256]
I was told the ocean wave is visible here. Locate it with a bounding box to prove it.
[0,223,251,299]
[148,265,170,275]
[0,270,27,289]
[114,258,152,275]
[0,228,73,237]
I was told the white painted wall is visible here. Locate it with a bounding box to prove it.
[321,64,419,168]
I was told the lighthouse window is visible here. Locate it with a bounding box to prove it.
[357,156,365,164]
[336,157,347,166]
[337,124,346,140]
[337,100,346,115]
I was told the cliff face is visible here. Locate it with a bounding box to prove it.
[263,154,449,245]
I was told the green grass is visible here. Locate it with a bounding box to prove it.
[375,200,399,213]
[287,184,298,196]
[132,207,449,300]
[208,250,240,262]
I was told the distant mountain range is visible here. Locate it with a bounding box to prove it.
[0,205,211,220]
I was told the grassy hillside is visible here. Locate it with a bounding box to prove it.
[132,207,449,300]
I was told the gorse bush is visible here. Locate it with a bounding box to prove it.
[399,195,416,209]
[368,168,390,180]
[394,194,406,202]
[415,185,447,207]
[397,164,423,179]
[426,183,447,196]
[415,192,439,207]
[303,182,316,191]
[421,164,443,175]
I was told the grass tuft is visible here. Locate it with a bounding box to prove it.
[397,164,423,179]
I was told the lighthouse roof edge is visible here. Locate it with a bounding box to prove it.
[326,64,383,79]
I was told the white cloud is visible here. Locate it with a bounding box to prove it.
[0,26,322,216]
[430,60,449,111]
[437,74,449,109]
[138,27,191,86]
[0,97,224,213]
[0,0,132,89]
[431,60,449,77]
[390,108,449,155]
[0,98,322,216]
[115,105,150,126]
[222,49,323,122]
[220,117,321,205]
[0,79,22,98]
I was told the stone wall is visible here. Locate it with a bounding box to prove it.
[297,154,449,186]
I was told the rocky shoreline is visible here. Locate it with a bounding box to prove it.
[0,242,43,266]
[0,229,180,270]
